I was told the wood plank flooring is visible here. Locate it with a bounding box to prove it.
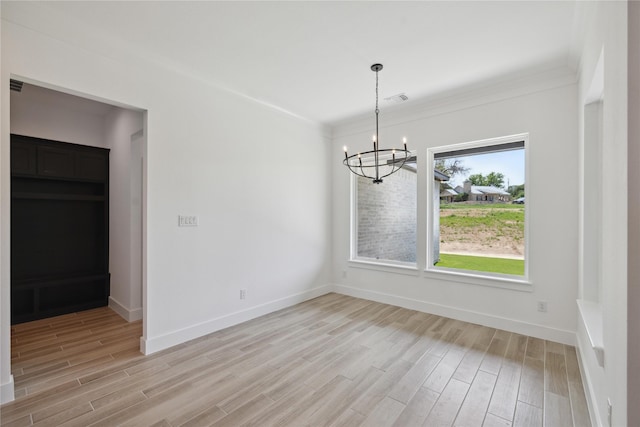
[1,293,591,426]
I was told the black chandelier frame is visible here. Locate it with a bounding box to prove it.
[343,63,411,184]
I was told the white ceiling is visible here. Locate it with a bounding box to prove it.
[13,1,579,126]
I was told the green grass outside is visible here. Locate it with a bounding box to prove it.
[435,253,525,276]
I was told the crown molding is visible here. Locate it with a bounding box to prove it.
[330,65,578,140]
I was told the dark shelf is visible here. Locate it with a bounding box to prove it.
[12,192,105,201]
[11,172,106,184]
[12,273,108,289]
[12,299,108,325]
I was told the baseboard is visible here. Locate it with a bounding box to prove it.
[108,297,143,322]
[1,375,15,404]
[141,284,332,355]
[333,284,576,345]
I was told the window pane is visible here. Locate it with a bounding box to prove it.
[356,164,416,263]
[433,143,525,276]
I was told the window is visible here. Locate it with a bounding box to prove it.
[428,135,527,279]
[351,154,417,266]
[577,48,604,367]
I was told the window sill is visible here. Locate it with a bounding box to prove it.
[348,259,420,276]
[424,267,532,292]
[577,299,604,367]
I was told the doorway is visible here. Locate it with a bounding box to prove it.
[8,81,146,397]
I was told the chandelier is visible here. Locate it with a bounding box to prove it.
[343,64,410,184]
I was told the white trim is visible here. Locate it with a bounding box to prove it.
[428,133,528,157]
[426,133,530,283]
[140,285,332,355]
[423,268,532,292]
[348,259,419,276]
[574,343,599,427]
[333,284,575,345]
[108,296,143,322]
[576,299,604,367]
[576,323,604,427]
[1,375,15,404]
[349,170,357,260]
[585,47,605,104]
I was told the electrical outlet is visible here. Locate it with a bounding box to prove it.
[240,289,247,300]
[537,301,548,312]
[607,398,612,426]
[178,215,198,227]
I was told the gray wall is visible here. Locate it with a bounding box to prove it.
[628,1,640,424]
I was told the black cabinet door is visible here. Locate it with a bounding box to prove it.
[11,140,36,175]
[76,151,108,181]
[38,145,75,178]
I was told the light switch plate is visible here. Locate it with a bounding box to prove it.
[178,215,198,227]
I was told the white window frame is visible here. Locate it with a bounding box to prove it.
[426,133,531,288]
[349,151,418,271]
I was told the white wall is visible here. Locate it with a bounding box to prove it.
[332,73,579,344]
[10,85,107,148]
[0,2,332,402]
[576,1,629,426]
[104,108,144,321]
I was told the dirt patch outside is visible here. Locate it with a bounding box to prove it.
[439,206,524,259]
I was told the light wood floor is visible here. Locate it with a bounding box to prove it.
[2,293,591,427]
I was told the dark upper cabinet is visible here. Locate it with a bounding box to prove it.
[10,140,36,175]
[11,134,108,181]
[76,151,108,181]
[38,145,75,178]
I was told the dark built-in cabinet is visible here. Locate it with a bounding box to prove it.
[11,134,110,324]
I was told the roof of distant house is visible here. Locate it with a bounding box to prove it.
[455,184,510,196]
[471,185,510,195]
[440,188,458,196]
[434,169,450,182]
